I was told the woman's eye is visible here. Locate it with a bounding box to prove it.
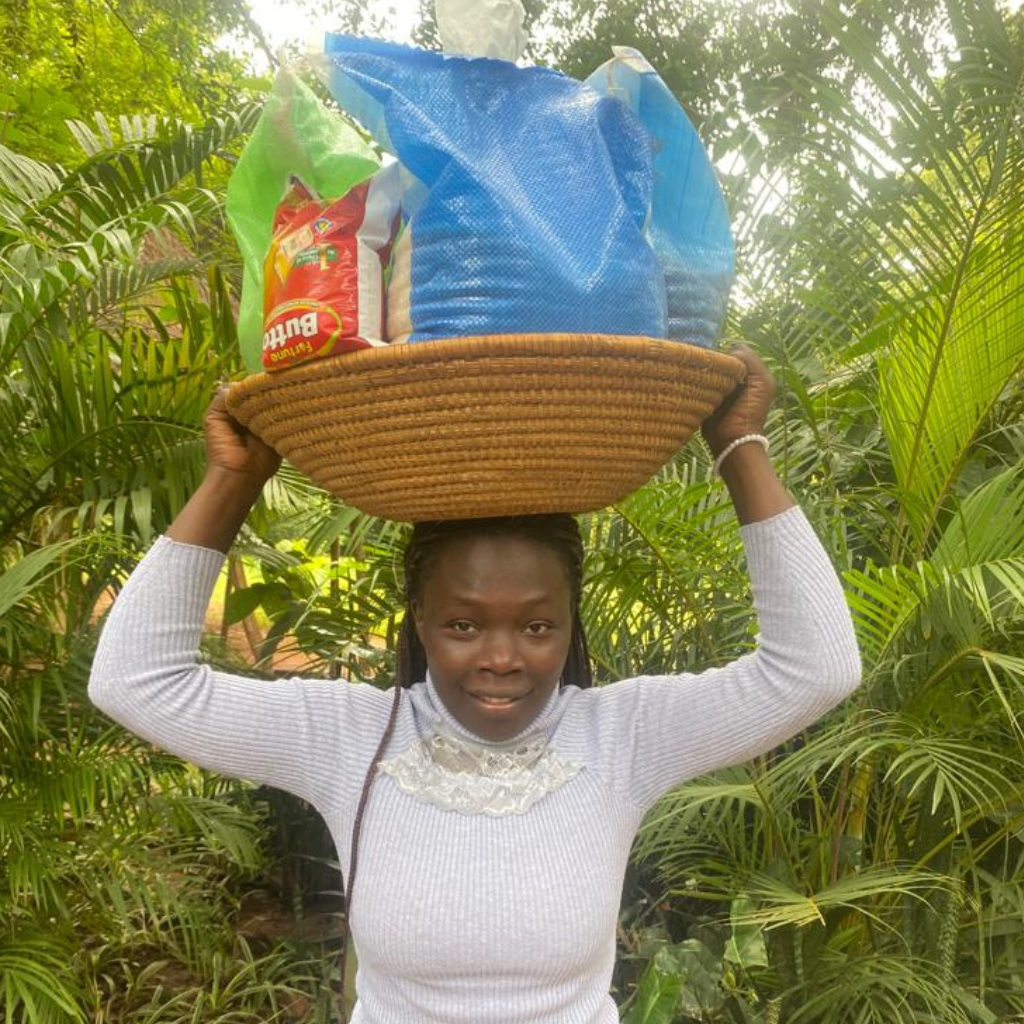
[448,620,475,633]
[524,621,552,636]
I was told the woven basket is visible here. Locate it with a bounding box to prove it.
[226,334,745,522]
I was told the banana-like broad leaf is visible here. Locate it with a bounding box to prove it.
[621,947,684,1024]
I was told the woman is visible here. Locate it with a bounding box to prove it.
[89,347,860,1024]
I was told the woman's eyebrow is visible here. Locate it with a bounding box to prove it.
[440,591,558,608]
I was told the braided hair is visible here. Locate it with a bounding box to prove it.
[394,513,593,689]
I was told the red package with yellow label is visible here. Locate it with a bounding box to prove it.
[262,173,400,372]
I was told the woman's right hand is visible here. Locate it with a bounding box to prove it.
[204,387,282,487]
[166,390,282,551]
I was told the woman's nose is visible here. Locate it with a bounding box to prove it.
[480,630,521,672]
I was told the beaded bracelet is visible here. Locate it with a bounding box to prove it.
[712,433,770,476]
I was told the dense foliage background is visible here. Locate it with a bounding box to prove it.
[1,0,1023,1020]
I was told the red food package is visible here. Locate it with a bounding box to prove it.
[262,175,398,372]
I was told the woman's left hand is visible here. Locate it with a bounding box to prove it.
[701,345,775,458]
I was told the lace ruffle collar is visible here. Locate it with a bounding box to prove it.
[378,674,582,816]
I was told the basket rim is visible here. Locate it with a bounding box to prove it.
[223,334,746,521]
[227,333,745,402]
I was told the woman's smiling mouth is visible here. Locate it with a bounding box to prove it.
[468,691,530,711]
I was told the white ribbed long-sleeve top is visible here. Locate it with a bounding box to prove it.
[89,507,861,1024]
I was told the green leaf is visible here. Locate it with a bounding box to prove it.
[724,894,769,969]
[224,582,272,624]
[0,538,92,619]
[674,939,725,1016]
[0,934,85,1023]
[622,947,684,1024]
[879,232,1024,552]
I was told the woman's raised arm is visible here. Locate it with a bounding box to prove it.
[88,393,393,812]
[702,346,794,525]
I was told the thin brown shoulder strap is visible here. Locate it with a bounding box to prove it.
[337,683,403,1022]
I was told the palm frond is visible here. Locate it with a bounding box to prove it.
[582,466,744,678]
[0,933,84,1024]
[786,950,995,1024]
[16,106,262,244]
[878,228,1024,552]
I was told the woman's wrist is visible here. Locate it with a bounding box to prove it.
[166,465,269,553]
[712,433,769,475]
[717,441,794,525]
[203,463,273,502]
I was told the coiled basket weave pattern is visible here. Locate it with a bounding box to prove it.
[226,334,745,522]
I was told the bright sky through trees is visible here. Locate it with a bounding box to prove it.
[247,0,420,54]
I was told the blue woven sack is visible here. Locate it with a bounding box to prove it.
[323,34,732,347]
[586,48,734,346]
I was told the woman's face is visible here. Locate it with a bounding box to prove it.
[413,534,573,741]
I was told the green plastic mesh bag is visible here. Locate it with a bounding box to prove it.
[227,66,381,372]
